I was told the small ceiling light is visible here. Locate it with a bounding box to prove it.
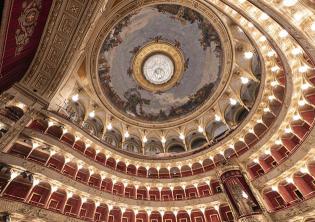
[257,119,263,124]
[215,114,221,122]
[282,0,298,7]
[161,136,166,144]
[299,65,308,73]
[240,77,249,84]
[198,125,204,133]
[298,100,306,106]
[284,127,292,134]
[244,51,254,59]
[124,131,130,138]
[107,123,113,130]
[263,107,271,113]
[179,133,185,140]
[271,66,280,72]
[143,136,148,143]
[293,12,304,21]
[292,47,302,56]
[275,139,282,145]
[48,121,54,127]
[279,30,288,38]
[268,95,276,101]
[89,111,95,118]
[63,128,68,134]
[293,114,301,121]
[286,177,294,184]
[229,98,237,106]
[259,36,267,42]
[248,128,255,134]
[71,94,79,102]
[253,158,259,163]
[302,83,311,90]
[264,149,271,155]
[271,185,278,192]
[260,13,269,21]
[267,51,276,57]
[300,167,309,174]
[311,22,315,31]
[271,80,279,87]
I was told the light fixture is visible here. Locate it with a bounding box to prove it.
[240,76,249,84]
[244,51,254,59]
[107,123,113,130]
[271,66,280,72]
[124,131,130,138]
[215,114,221,122]
[260,13,269,21]
[298,100,306,106]
[48,121,54,127]
[71,94,79,102]
[299,66,308,73]
[263,107,271,113]
[161,136,166,144]
[300,167,309,174]
[282,0,298,7]
[229,98,237,106]
[279,30,288,38]
[311,22,315,31]
[271,80,279,87]
[286,177,294,184]
[284,127,292,134]
[264,149,271,155]
[179,133,185,140]
[293,114,301,121]
[89,111,95,118]
[271,185,278,192]
[198,125,204,133]
[275,139,282,145]
[292,47,302,56]
[268,95,276,101]
[302,83,311,90]
[267,51,275,57]
[143,136,148,143]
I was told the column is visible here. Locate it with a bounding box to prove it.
[218,163,271,222]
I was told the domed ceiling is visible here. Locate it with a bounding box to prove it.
[87,0,262,157]
[97,4,228,123]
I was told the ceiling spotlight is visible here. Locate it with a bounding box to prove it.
[311,22,315,31]
[215,114,221,122]
[284,127,292,134]
[275,139,282,145]
[271,80,279,87]
[271,66,280,72]
[259,36,267,42]
[179,133,185,140]
[240,77,249,84]
[263,107,271,113]
[293,114,301,121]
[161,136,166,144]
[107,123,113,130]
[198,126,204,133]
[292,47,302,56]
[279,30,288,38]
[229,98,237,106]
[89,111,95,118]
[282,0,298,7]
[244,51,254,59]
[300,167,309,174]
[143,136,148,143]
[260,13,269,21]
[124,131,130,138]
[268,95,276,101]
[299,66,308,73]
[286,177,294,184]
[264,149,271,155]
[298,100,306,106]
[271,185,278,192]
[267,51,276,57]
[302,83,311,90]
[71,94,79,102]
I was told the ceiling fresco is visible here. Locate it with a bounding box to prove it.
[98,4,223,122]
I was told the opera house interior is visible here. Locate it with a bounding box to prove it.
[1,0,315,221]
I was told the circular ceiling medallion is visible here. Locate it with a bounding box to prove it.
[143,54,174,85]
[132,41,184,92]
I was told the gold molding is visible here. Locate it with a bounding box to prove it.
[132,41,185,93]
